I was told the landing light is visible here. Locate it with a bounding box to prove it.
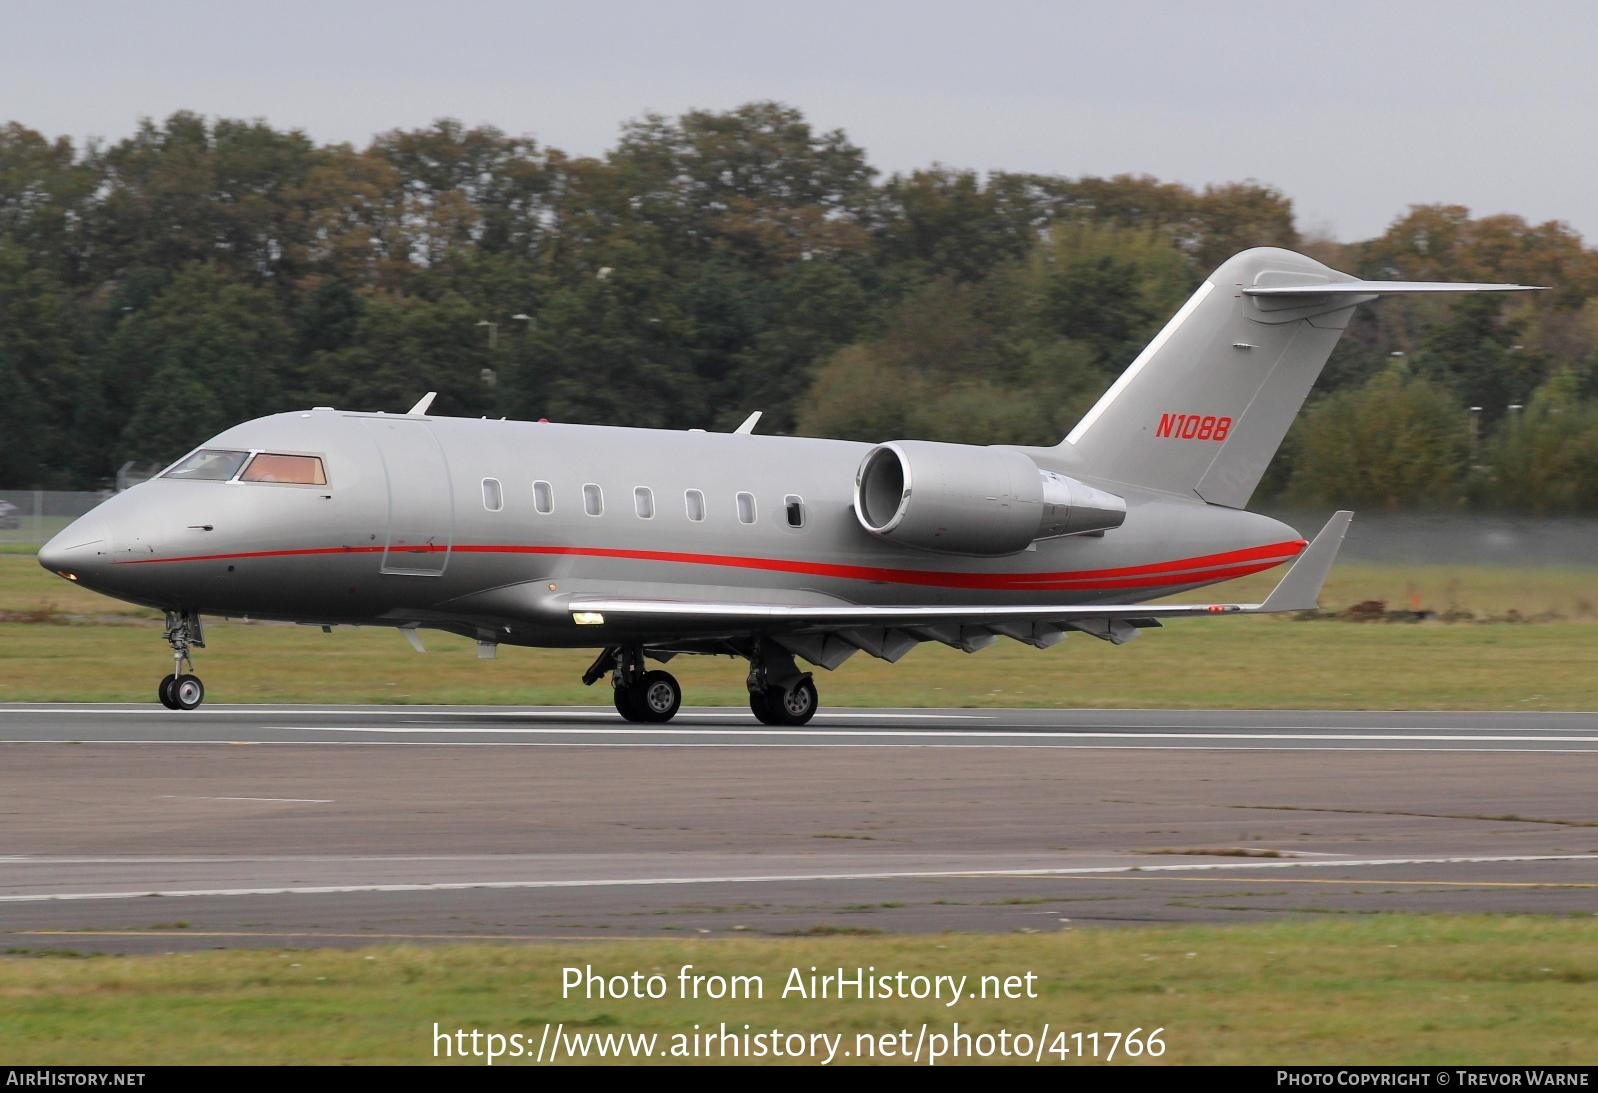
[572,611,605,626]
[57,571,78,582]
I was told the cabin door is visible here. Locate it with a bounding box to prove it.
[362,418,454,576]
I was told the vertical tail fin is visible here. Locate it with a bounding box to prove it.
[1061,247,1539,508]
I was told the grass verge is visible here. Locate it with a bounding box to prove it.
[3,555,1597,708]
[3,917,1595,1065]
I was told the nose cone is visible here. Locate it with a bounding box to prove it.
[37,520,112,580]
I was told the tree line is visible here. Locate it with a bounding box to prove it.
[3,103,1597,511]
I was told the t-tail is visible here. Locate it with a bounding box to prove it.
[1061,247,1541,508]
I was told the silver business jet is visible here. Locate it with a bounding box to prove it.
[38,248,1537,722]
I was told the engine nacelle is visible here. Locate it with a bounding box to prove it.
[853,440,1126,556]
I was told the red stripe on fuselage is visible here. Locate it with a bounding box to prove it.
[111,539,1306,592]
[114,545,390,564]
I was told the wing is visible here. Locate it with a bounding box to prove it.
[566,512,1352,664]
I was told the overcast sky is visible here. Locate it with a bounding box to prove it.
[5,0,1593,244]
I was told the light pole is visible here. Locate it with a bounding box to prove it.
[512,313,534,333]
[475,320,498,349]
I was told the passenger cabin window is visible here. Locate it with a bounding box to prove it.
[685,489,705,522]
[481,478,503,512]
[239,453,327,485]
[533,480,553,514]
[784,495,805,528]
[163,449,249,481]
[634,487,654,519]
[736,491,756,525]
[583,483,603,517]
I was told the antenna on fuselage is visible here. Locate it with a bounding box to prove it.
[733,410,762,435]
[406,392,437,416]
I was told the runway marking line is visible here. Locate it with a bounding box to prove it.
[13,930,630,942]
[0,707,993,721]
[280,726,1598,743]
[5,740,1598,754]
[1073,875,1598,890]
[158,795,333,804]
[4,703,1595,717]
[0,853,1592,904]
[3,705,1594,734]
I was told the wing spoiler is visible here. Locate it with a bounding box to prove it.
[569,511,1353,630]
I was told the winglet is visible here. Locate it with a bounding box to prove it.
[1259,510,1353,613]
[734,410,762,435]
[406,392,437,416]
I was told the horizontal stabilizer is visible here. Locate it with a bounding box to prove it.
[1244,281,1542,296]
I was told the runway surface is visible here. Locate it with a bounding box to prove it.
[2,703,1596,951]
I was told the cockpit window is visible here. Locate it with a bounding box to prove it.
[240,453,328,485]
[163,449,250,481]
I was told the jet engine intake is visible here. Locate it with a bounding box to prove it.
[853,440,1125,555]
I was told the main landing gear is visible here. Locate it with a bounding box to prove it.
[585,646,682,724]
[746,640,818,727]
[580,641,821,726]
[158,610,206,711]
[749,677,819,726]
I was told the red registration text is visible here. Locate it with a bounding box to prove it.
[1155,413,1233,441]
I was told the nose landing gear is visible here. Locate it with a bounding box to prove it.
[158,610,206,711]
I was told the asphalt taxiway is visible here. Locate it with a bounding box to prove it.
[1,704,1595,951]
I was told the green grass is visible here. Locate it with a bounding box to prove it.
[3,918,1595,1064]
[3,555,1597,708]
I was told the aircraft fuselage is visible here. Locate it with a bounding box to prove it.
[42,409,1302,649]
